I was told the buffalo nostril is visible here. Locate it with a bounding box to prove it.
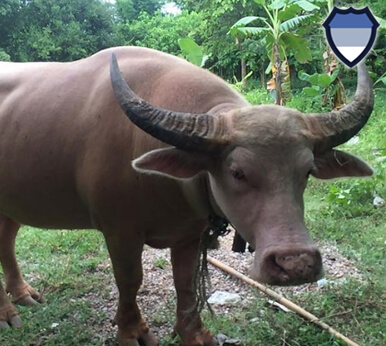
[273,251,322,284]
[254,248,323,285]
[299,253,316,266]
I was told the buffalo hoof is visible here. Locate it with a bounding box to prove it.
[118,329,159,346]
[174,328,217,346]
[8,282,43,306]
[0,302,22,330]
[0,315,22,330]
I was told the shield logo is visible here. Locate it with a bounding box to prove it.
[323,7,379,68]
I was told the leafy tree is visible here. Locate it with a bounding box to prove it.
[1,0,385,90]
[0,0,20,56]
[121,10,206,56]
[115,0,164,22]
[3,0,120,62]
[231,0,318,105]
[174,0,262,81]
[0,49,11,61]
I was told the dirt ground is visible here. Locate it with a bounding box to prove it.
[89,229,362,342]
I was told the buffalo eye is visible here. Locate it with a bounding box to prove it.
[231,168,245,180]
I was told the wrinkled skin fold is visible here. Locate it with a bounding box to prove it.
[0,46,374,345]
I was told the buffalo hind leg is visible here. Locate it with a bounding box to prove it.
[0,215,42,306]
[231,232,247,253]
[104,232,158,346]
[171,238,216,346]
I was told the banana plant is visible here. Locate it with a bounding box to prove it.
[178,38,209,68]
[298,68,346,111]
[320,0,347,110]
[230,0,318,105]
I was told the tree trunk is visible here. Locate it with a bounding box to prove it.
[236,36,247,89]
[273,42,282,105]
[241,57,247,89]
[260,62,266,89]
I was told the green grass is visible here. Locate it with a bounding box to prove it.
[1,90,385,345]
[0,229,114,346]
[243,87,273,105]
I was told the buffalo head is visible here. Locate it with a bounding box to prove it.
[110,53,373,286]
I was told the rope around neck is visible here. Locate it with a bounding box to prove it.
[193,215,230,314]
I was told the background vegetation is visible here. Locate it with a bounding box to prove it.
[0,1,385,78]
[0,0,385,345]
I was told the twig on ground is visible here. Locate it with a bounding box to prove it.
[207,255,360,346]
[323,309,353,320]
[281,330,291,346]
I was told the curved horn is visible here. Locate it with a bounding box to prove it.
[308,63,374,153]
[110,53,229,152]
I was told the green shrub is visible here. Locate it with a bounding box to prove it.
[324,157,385,217]
[0,49,10,61]
[242,88,272,105]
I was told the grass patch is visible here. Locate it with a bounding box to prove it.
[0,228,114,346]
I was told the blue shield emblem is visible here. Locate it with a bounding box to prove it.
[323,7,379,68]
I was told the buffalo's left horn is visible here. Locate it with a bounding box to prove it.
[308,63,374,153]
[110,53,229,152]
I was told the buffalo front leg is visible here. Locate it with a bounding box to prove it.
[0,215,42,306]
[171,239,216,346]
[104,233,158,346]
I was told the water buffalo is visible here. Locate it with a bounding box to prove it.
[0,46,373,345]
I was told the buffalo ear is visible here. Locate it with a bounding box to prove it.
[312,149,373,179]
[133,147,212,179]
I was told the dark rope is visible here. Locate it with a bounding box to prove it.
[192,215,229,315]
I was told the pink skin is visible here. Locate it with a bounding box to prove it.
[207,144,322,285]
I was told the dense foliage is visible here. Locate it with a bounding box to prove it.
[121,10,206,56]
[1,0,385,87]
[0,0,119,61]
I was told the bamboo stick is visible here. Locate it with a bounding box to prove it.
[207,255,359,346]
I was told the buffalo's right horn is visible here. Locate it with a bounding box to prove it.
[110,53,229,152]
[308,63,374,153]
